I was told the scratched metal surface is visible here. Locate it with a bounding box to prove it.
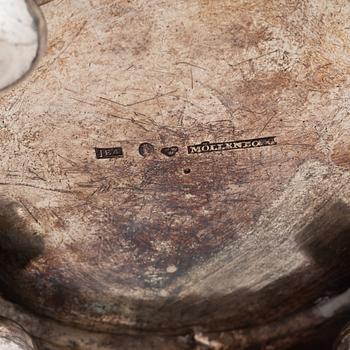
[0,0,349,347]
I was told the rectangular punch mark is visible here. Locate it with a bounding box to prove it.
[187,136,277,154]
[95,147,123,159]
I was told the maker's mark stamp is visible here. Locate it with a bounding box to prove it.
[187,136,277,155]
[95,147,123,159]
[95,136,277,159]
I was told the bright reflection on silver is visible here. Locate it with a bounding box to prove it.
[0,0,47,91]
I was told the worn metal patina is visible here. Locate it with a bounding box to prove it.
[0,0,349,349]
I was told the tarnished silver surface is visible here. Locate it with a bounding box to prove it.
[0,0,349,349]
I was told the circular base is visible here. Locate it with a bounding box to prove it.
[0,0,349,334]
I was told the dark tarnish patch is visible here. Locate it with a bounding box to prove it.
[0,200,44,302]
[146,203,350,332]
[142,202,350,332]
[86,208,229,290]
[297,201,350,293]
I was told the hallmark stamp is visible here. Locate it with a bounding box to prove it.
[161,146,179,157]
[187,136,277,155]
[95,147,123,159]
[139,143,155,157]
[95,136,277,159]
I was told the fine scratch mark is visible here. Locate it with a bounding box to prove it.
[258,114,276,136]
[57,154,79,167]
[175,62,207,70]
[198,81,236,119]
[108,114,151,132]
[229,49,279,69]
[28,169,47,182]
[99,89,177,108]
[86,186,100,201]
[53,20,88,63]
[70,97,96,107]
[18,200,40,225]
[33,20,88,84]
[0,182,74,194]
[191,68,194,89]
